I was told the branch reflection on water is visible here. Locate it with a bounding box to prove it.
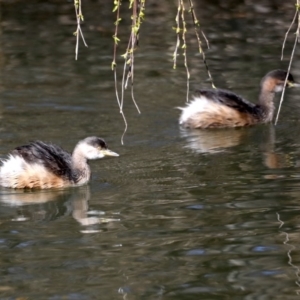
[261,125,297,180]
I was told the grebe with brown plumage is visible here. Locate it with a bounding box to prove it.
[179,70,300,129]
[0,136,119,189]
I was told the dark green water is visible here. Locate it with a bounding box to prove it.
[0,1,300,299]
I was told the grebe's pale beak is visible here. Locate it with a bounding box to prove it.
[100,149,119,157]
[287,81,300,88]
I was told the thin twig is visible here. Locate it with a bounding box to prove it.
[113,71,121,113]
[275,5,300,125]
[281,10,297,60]
[188,0,215,88]
[79,27,88,47]
[121,34,132,110]
[128,36,141,113]
[112,0,144,144]
[112,0,129,145]
[120,1,142,111]
[275,35,298,125]
[120,112,128,146]
[173,0,181,70]
[129,0,145,114]
[74,0,88,60]
[112,0,121,107]
[128,0,141,113]
[180,0,190,102]
[201,30,210,49]
[114,66,128,146]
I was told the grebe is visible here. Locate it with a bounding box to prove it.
[0,136,119,189]
[179,70,300,129]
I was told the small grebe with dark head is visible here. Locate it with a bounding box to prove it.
[179,70,300,129]
[0,136,119,189]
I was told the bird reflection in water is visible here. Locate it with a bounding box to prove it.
[0,186,120,232]
[180,127,247,153]
[71,187,120,232]
[181,124,295,180]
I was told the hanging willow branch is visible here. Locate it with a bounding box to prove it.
[112,0,144,144]
[74,0,88,60]
[275,1,300,125]
[180,0,190,102]
[112,0,127,141]
[188,0,215,88]
[73,1,208,143]
[173,0,214,103]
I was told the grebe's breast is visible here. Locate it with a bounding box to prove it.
[0,155,70,189]
[179,89,260,128]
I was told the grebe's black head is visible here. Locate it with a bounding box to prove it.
[261,70,300,93]
[76,136,119,160]
[84,137,107,149]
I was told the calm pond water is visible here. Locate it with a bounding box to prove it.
[1,1,300,299]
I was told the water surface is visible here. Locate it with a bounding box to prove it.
[1,1,300,299]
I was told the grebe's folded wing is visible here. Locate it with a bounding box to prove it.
[12,141,72,178]
[194,89,257,114]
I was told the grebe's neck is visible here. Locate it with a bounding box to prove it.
[258,89,276,122]
[71,151,91,185]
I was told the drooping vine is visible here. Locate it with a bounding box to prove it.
[188,0,215,88]
[73,1,211,142]
[74,0,88,60]
[173,0,214,103]
[275,0,300,125]
[112,0,144,144]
